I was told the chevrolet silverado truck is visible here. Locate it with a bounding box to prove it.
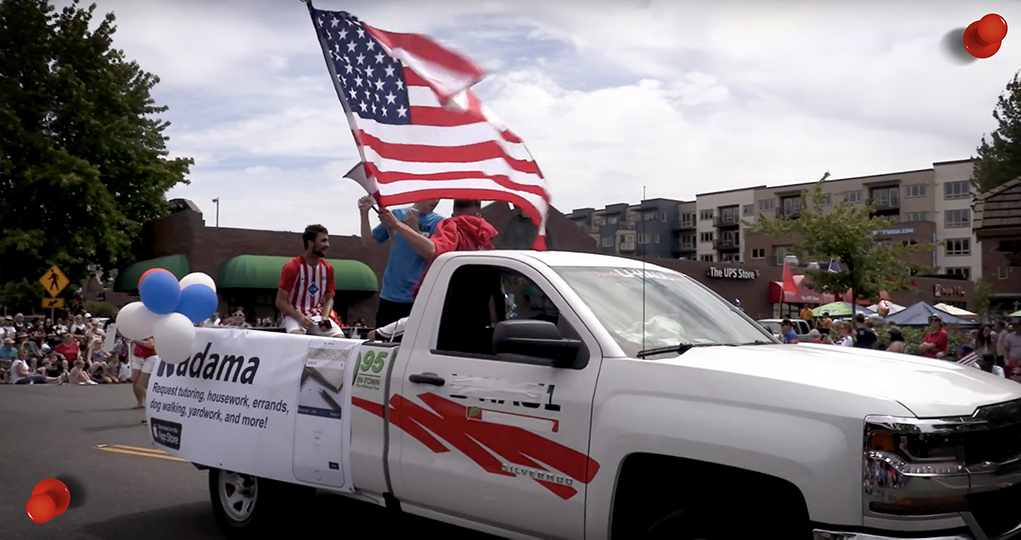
[146,250,1021,540]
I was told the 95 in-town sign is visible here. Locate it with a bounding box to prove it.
[707,267,757,280]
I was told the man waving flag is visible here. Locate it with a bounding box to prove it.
[306,2,550,250]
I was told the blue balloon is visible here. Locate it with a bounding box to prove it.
[139,271,182,315]
[175,284,219,324]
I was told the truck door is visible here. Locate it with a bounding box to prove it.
[390,257,602,540]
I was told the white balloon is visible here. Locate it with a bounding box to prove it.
[179,272,216,292]
[152,312,197,366]
[115,302,162,341]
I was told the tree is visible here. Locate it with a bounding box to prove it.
[972,70,1021,193]
[973,277,992,319]
[0,0,192,313]
[747,174,936,307]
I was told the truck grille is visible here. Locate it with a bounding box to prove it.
[968,481,1021,538]
[964,420,1021,465]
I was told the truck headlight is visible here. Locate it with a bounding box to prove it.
[863,416,969,516]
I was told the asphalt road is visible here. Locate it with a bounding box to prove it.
[0,383,498,540]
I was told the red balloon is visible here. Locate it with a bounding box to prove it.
[138,268,174,290]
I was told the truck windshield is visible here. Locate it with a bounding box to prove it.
[553,266,778,358]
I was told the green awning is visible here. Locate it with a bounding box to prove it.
[218,255,377,292]
[113,254,191,293]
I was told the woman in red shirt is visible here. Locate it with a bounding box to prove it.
[920,315,948,359]
[53,333,80,364]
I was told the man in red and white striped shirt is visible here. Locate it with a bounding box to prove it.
[276,224,343,337]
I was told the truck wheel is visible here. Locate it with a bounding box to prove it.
[642,507,718,539]
[209,468,312,538]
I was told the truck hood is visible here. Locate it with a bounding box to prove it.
[656,343,1021,418]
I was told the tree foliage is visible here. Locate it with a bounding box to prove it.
[0,0,192,313]
[972,277,992,318]
[972,70,1021,193]
[747,174,936,304]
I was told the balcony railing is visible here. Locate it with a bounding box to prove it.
[866,197,900,211]
[714,239,740,250]
[778,208,801,218]
[674,221,697,231]
[713,216,741,228]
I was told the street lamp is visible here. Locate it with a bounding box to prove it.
[212,198,219,227]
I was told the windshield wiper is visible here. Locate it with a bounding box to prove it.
[738,340,775,346]
[636,343,728,359]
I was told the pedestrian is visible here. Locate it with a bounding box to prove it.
[919,314,948,359]
[995,319,1009,369]
[853,313,877,349]
[360,196,443,328]
[819,312,833,336]
[275,224,344,337]
[781,319,799,344]
[835,321,854,347]
[1004,318,1021,381]
[975,325,997,371]
[131,338,159,409]
[800,305,814,328]
[886,327,906,353]
[805,329,823,343]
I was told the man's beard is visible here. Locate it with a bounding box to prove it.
[313,249,326,257]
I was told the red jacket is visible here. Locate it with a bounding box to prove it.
[413,216,498,299]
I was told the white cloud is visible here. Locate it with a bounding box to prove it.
[57,0,1021,236]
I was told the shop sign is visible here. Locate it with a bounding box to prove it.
[871,227,916,236]
[707,266,757,280]
[933,284,966,297]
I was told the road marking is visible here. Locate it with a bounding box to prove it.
[95,444,187,462]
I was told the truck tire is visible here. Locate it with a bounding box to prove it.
[208,468,313,539]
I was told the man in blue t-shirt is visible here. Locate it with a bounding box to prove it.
[359,196,443,328]
[781,319,799,344]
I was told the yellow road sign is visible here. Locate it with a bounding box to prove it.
[95,444,187,463]
[39,265,70,297]
[42,298,66,309]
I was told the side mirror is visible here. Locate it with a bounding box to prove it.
[493,320,581,368]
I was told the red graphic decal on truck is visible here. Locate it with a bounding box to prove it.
[352,393,599,499]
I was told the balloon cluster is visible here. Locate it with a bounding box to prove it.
[115,270,218,365]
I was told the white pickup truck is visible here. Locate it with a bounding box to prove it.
[146,250,1021,540]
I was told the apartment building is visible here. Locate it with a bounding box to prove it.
[567,198,685,258]
[694,186,763,263]
[568,159,988,283]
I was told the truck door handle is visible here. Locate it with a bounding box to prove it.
[409,373,445,386]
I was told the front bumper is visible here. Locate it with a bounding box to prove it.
[814,519,1021,540]
[815,532,971,540]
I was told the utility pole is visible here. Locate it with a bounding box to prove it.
[212,198,220,227]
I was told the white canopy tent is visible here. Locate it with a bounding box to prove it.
[933,303,979,320]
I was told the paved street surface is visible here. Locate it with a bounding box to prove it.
[1,384,499,540]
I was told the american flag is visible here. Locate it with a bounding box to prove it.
[956,350,981,368]
[307,4,550,250]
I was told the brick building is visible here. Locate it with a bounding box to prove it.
[110,199,599,326]
[972,178,1021,313]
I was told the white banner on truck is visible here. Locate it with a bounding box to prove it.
[145,328,360,493]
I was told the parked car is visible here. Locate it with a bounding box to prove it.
[756,318,811,341]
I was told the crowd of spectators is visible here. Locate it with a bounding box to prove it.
[0,312,132,385]
[780,311,1021,381]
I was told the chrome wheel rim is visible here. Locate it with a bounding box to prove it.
[218,470,258,523]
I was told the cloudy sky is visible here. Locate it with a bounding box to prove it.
[66,0,1021,235]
